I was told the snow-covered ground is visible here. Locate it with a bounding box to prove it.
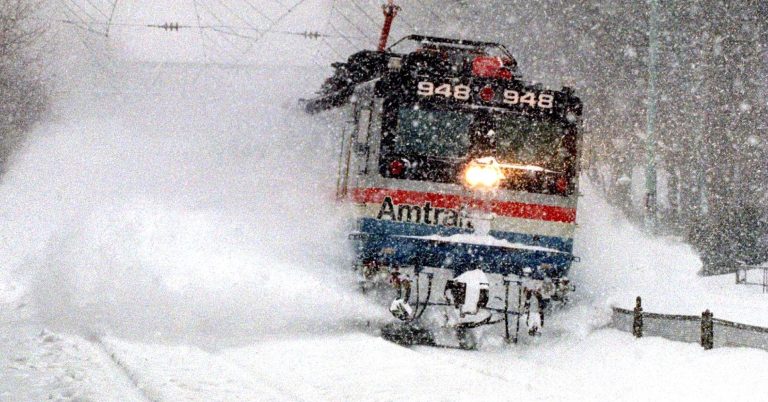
[2,59,767,401]
[574,182,768,327]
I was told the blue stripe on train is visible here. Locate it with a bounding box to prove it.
[353,218,574,278]
[357,218,573,252]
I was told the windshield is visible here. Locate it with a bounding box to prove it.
[393,107,474,158]
[380,104,577,196]
[474,114,570,172]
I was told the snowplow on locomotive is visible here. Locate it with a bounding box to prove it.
[303,5,583,348]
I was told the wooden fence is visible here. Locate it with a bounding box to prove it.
[611,297,768,351]
[734,266,768,293]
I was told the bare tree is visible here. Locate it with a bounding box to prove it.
[0,0,48,174]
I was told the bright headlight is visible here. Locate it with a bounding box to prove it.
[463,157,504,191]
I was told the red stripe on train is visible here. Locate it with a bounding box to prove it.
[350,188,576,224]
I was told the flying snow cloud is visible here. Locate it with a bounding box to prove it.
[0,59,385,343]
[0,0,396,344]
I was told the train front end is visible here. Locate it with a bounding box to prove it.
[347,37,582,285]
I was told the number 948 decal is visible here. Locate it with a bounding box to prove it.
[417,81,554,109]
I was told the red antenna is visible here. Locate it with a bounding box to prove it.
[377,0,400,52]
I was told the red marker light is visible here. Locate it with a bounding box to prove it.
[389,159,405,176]
[479,86,495,102]
[556,177,568,194]
[472,56,513,80]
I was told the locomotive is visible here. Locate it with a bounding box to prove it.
[304,6,582,348]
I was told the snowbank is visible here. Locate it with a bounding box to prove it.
[573,180,768,327]
[96,331,768,402]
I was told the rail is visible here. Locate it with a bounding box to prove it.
[611,296,768,351]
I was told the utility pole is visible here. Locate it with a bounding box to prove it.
[644,0,659,233]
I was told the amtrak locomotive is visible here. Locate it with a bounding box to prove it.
[306,27,582,348]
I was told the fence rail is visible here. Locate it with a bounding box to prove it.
[611,297,768,351]
[734,266,768,293]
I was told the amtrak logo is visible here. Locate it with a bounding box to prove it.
[376,196,473,228]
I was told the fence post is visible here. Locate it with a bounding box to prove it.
[633,296,643,338]
[701,309,714,350]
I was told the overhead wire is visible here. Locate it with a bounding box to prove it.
[234,0,313,60]
[56,0,106,36]
[185,0,215,86]
[349,0,379,26]
[214,0,269,31]
[60,19,106,36]
[196,2,242,40]
[332,3,375,42]
[320,36,345,59]
[209,26,261,41]
[269,0,288,8]
[310,0,346,65]
[385,0,420,33]
[83,0,109,19]
[54,0,369,41]
[105,0,119,37]
[55,0,388,75]
[56,0,92,26]
[327,21,360,48]
[240,0,275,24]
[191,0,212,63]
[58,3,119,90]
[311,1,336,59]
[52,0,451,98]
[210,0,307,67]
[63,0,99,24]
[45,17,366,41]
[196,0,289,67]
[46,0,404,48]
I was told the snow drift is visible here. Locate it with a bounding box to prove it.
[572,180,768,328]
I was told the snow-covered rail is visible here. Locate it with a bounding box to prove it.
[95,338,162,402]
[612,300,768,351]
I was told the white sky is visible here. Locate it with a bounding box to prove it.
[63,0,335,66]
